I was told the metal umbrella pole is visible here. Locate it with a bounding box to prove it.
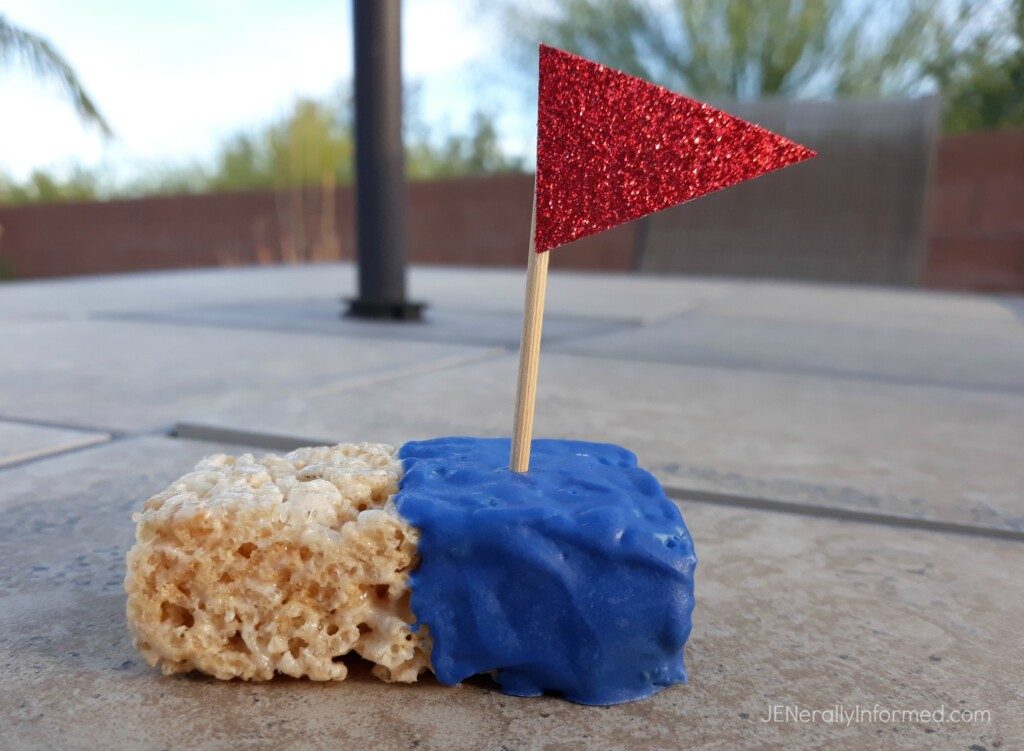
[347,0,423,320]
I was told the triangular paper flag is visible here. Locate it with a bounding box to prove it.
[534,45,816,253]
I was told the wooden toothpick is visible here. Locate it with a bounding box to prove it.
[510,198,548,472]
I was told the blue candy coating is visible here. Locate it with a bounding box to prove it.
[395,436,697,706]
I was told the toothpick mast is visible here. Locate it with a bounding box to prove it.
[508,45,816,473]
[510,196,547,472]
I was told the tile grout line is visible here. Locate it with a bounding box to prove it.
[542,348,1024,398]
[172,424,338,452]
[0,433,113,471]
[537,319,645,348]
[95,306,638,330]
[0,413,123,436]
[664,485,1024,543]
[0,425,175,473]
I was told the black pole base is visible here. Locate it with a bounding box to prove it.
[344,298,426,321]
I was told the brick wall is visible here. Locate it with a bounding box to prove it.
[923,130,1024,292]
[1,132,1022,291]
[0,173,633,279]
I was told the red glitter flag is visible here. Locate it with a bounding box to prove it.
[534,45,816,253]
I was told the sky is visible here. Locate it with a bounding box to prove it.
[0,0,533,182]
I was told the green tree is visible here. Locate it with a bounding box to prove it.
[493,0,941,99]
[267,99,355,188]
[206,98,354,193]
[0,88,523,205]
[0,165,101,204]
[0,14,111,135]
[407,112,524,179]
[209,134,271,193]
[928,0,1024,132]
[492,0,1024,132]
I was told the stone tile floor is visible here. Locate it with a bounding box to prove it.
[1,263,1021,750]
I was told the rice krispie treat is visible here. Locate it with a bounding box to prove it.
[125,443,429,683]
[125,437,696,705]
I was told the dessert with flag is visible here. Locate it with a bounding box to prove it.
[125,438,695,705]
[125,45,813,705]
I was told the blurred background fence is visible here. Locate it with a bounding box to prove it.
[1,122,1021,292]
[638,97,941,286]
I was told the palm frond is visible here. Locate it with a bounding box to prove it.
[0,14,113,137]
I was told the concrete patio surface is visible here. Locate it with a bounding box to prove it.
[1,262,1021,749]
